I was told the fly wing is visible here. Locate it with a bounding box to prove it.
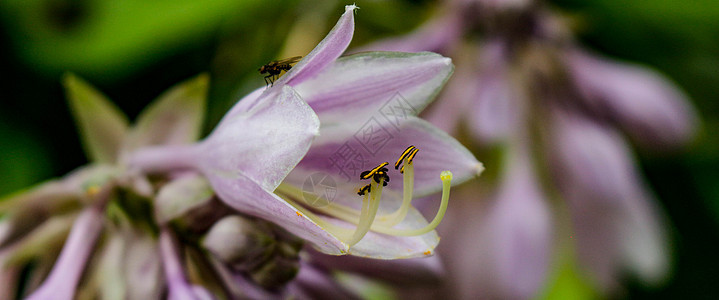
[275,56,303,65]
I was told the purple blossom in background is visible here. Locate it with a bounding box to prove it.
[362,0,698,298]
[0,5,483,299]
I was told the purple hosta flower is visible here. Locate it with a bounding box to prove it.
[131,4,483,260]
[361,0,698,298]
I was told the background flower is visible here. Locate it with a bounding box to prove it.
[361,0,702,298]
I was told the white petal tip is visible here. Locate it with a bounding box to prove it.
[440,56,452,66]
[474,162,486,177]
[345,4,359,12]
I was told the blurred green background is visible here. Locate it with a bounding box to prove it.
[0,0,717,298]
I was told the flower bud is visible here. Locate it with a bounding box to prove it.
[201,216,276,270]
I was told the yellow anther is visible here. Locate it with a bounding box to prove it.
[395,145,416,169]
[396,146,419,174]
[357,184,372,196]
[360,162,389,180]
[406,147,419,165]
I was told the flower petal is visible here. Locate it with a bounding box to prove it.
[307,248,444,285]
[27,206,105,300]
[129,86,320,193]
[0,181,77,247]
[549,110,670,287]
[123,229,165,299]
[483,143,552,299]
[0,164,115,247]
[288,116,482,197]
[123,74,209,154]
[0,214,73,268]
[618,188,670,285]
[294,52,453,126]
[344,205,439,259]
[565,191,621,290]
[208,257,282,300]
[567,48,698,148]
[550,110,642,206]
[290,262,359,299]
[198,85,319,192]
[278,4,358,87]
[159,228,215,300]
[216,86,264,125]
[315,211,439,259]
[206,172,347,255]
[467,40,518,143]
[63,73,129,163]
[92,232,127,299]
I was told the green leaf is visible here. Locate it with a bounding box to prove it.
[63,73,129,163]
[124,74,208,153]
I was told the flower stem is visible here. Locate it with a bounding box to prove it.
[126,145,198,174]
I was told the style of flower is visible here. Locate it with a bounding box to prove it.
[360,0,698,298]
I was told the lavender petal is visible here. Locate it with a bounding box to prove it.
[307,248,444,285]
[198,86,319,192]
[27,206,105,300]
[206,171,347,255]
[550,110,670,287]
[290,262,359,300]
[467,40,518,143]
[280,5,358,87]
[159,228,215,300]
[567,48,698,148]
[483,142,552,299]
[294,52,454,126]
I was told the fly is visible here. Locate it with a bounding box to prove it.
[258,56,303,87]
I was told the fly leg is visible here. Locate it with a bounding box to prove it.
[264,75,275,87]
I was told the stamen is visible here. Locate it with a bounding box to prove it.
[372,170,389,185]
[273,146,452,247]
[345,181,383,246]
[357,184,371,196]
[360,162,389,180]
[406,148,419,164]
[394,145,416,170]
[376,157,414,226]
[396,146,419,174]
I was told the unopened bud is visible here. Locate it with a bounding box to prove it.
[202,216,275,270]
